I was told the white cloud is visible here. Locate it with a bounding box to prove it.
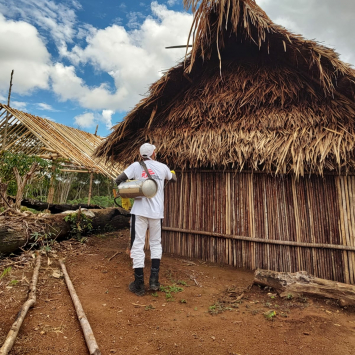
[57,2,192,112]
[0,1,192,115]
[74,110,115,130]
[11,101,27,110]
[0,0,79,55]
[127,11,145,29]
[255,0,355,65]
[74,112,95,128]
[167,0,179,6]
[37,102,60,111]
[102,110,114,129]
[71,1,82,10]
[0,14,51,95]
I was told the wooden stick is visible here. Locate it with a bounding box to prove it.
[88,172,93,206]
[1,70,14,150]
[162,227,355,252]
[108,251,119,261]
[60,169,90,173]
[0,252,41,355]
[59,259,101,355]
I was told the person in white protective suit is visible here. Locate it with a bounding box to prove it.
[115,143,177,296]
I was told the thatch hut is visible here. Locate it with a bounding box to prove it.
[95,0,355,283]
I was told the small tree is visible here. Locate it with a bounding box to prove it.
[0,152,53,209]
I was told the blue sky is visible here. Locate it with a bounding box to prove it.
[0,0,354,137]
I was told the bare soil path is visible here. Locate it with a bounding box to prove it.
[1,231,355,355]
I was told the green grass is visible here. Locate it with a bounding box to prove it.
[159,284,184,301]
[208,301,233,315]
[0,267,12,280]
[264,310,277,321]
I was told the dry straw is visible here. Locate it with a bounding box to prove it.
[95,0,355,177]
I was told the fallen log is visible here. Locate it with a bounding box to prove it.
[7,196,103,214]
[60,259,101,355]
[254,269,355,307]
[0,253,41,355]
[0,207,130,255]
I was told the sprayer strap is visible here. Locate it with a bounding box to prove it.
[140,161,153,180]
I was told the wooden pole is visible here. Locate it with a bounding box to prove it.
[162,227,355,252]
[94,125,99,136]
[88,172,93,206]
[60,169,90,173]
[2,70,14,151]
[59,260,101,355]
[0,253,41,355]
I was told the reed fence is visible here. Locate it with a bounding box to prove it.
[162,171,355,284]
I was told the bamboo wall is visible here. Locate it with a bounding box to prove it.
[162,172,355,284]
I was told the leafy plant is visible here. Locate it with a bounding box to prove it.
[9,279,19,286]
[159,284,184,301]
[208,301,232,315]
[64,212,93,239]
[264,310,277,320]
[180,299,187,304]
[0,267,12,280]
[177,280,187,286]
[30,232,56,252]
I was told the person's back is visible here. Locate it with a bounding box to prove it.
[124,160,171,219]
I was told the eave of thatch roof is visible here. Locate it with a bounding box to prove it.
[0,104,121,178]
[95,0,355,177]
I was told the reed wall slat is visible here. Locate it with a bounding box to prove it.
[162,172,355,284]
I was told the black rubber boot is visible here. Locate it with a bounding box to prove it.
[129,273,145,296]
[149,268,160,291]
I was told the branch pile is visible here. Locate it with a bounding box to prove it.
[0,208,50,255]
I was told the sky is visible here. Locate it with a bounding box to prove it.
[0,0,354,137]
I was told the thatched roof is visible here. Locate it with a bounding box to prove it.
[95,0,355,176]
[0,104,121,178]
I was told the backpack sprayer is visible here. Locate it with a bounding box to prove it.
[114,161,158,206]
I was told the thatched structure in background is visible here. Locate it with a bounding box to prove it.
[0,104,120,179]
[95,0,355,283]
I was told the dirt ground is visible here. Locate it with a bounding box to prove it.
[1,230,355,355]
